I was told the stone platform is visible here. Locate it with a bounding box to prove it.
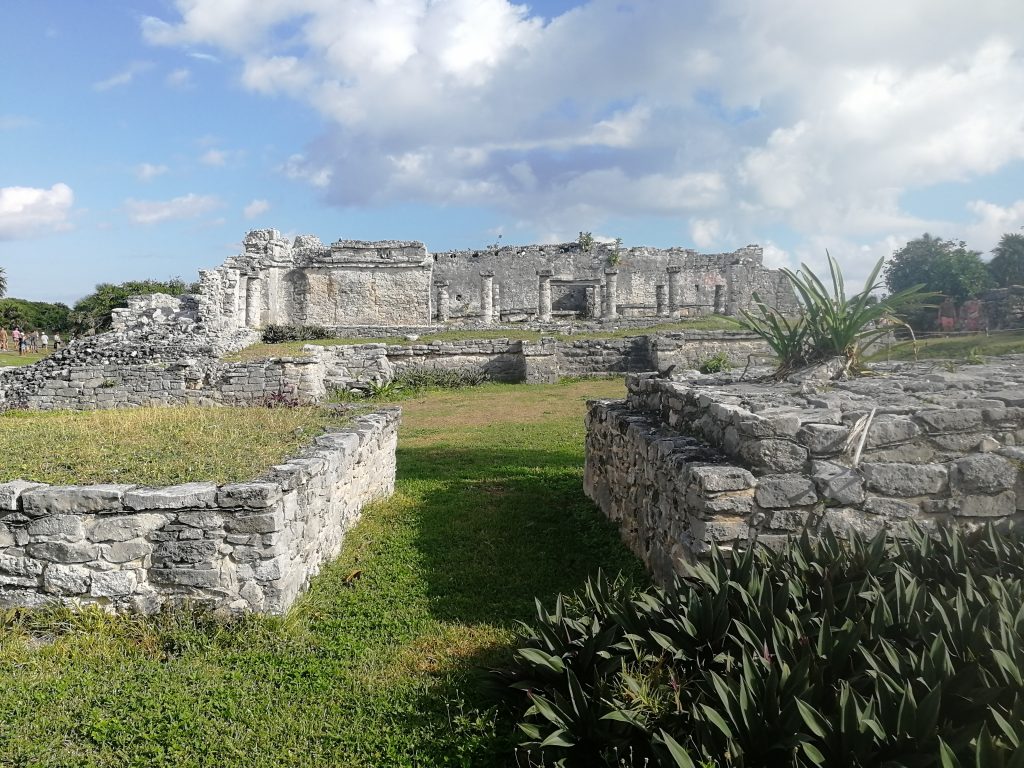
[585,357,1024,585]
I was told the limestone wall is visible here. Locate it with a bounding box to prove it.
[0,409,399,614]
[585,361,1024,586]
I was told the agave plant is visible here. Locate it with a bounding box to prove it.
[741,253,930,378]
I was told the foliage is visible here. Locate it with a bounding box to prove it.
[0,266,6,298]
[608,237,624,267]
[697,351,732,374]
[261,323,334,343]
[578,232,595,251]
[71,278,199,334]
[0,297,72,332]
[740,253,928,377]
[340,366,490,401]
[0,379,641,766]
[989,233,1024,288]
[867,329,1024,363]
[885,234,992,329]
[497,524,1024,767]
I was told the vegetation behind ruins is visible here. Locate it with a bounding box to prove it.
[0,406,348,485]
[0,379,646,767]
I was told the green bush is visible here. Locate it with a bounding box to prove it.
[698,352,731,374]
[261,324,333,343]
[496,525,1024,767]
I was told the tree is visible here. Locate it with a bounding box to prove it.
[0,298,72,332]
[988,232,1024,288]
[71,277,199,334]
[884,234,991,330]
[0,266,6,298]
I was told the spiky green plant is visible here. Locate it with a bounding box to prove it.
[741,253,930,378]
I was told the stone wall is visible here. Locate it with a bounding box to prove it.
[585,360,1024,586]
[0,409,398,614]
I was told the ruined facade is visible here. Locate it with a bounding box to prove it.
[200,229,797,330]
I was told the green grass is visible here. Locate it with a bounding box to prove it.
[0,349,50,367]
[0,406,348,485]
[0,379,646,767]
[867,329,1024,362]
[225,317,743,362]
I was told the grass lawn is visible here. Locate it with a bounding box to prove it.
[0,349,50,367]
[224,317,743,362]
[0,406,348,486]
[868,329,1024,362]
[0,379,646,767]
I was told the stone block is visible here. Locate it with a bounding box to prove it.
[0,481,46,511]
[26,541,99,564]
[224,511,284,534]
[795,424,849,455]
[685,489,754,516]
[949,454,1017,494]
[149,568,222,588]
[21,485,133,516]
[863,496,919,519]
[951,491,1016,518]
[175,510,225,529]
[90,570,139,599]
[738,439,808,473]
[103,539,153,563]
[862,462,948,497]
[152,539,218,566]
[26,515,85,541]
[217,483,283,509]
[43,564,91,595]
[811,461,865,505]
[89,514,167,542]
[0,554,44,578]
[819,508,886,537]
[124,483,218,510]
[915,409,982,433]
[755,474,818,508]
[688,465,756,493]
[865,418,921,448]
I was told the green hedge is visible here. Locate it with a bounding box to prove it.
[496,525,1024,767]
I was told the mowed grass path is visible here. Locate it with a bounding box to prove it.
[0,380,645,767]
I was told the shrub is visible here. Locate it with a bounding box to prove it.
[261,324,333,343]
[697,352,731,374]
[740,254,930,378]
[495,525,1024,767]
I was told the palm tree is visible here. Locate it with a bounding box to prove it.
[0,267,6,298]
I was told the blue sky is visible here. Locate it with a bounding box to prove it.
[2,0,1023,305]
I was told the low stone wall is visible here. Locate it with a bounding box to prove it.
[585,360,1024,586]
[0,409,399,614]
[385,339,526,381]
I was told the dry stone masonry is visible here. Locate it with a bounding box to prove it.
[585,358,1024,586]
[0,409,398,614]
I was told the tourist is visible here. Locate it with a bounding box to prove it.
[12,327,23,356]
[40,331,49,350]
[0,326,7,352]
[53,332,61,350]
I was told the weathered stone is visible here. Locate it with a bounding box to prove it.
[795,423,849,455]
[949,454,1017,494]
[863,496,919,519]
[124,483,217,511]
[688,465,756,493]
[755,474,818,508]
[738,439,808,473]
[21,485,133,516]
[915,409,983,433]
[26,541,99,564]
[819,507,886,537]
[223,511,284,534]
[152,540,218,566]
[26,515,85,541]
[102,539,153,563]
[43,564,91,595]
[149,568,222,588]
[951,491,1017,518]
[864,418,921,448]
[862,462,948,497]
[217,483,282,509]
[176,510,224,529]
[91,570,138,598]
[89,514,167,542]
[0,481,46,511]
[0,554,44,578]
[811,461,866,505]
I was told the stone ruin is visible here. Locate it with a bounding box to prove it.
[203,228,797,329]
[585,359,1024,586]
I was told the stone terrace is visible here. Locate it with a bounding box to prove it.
[585,357,1024,585]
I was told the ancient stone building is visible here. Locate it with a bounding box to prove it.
[200,229,797,329]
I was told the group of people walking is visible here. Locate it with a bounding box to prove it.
[0,327,61,356]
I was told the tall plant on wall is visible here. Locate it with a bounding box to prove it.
[740,254,929,378]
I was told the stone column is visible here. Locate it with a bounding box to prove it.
[435,281,451,323]
[537,269,553,322]
[655,284,668,317]
[480,272,495,325]
[714,284,727,315]
[603,269,619,319]
[245,276,263,328]
[585,285,599,319]
[667,266,682,316]
[492,281,501,323]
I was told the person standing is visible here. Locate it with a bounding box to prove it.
[12,327,23,356]
[53,332,61,350]
[0,326,7,352]
[40,331,49,350]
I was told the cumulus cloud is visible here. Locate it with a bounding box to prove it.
[200,149,227,167]
[141,0,1024,265]
[243,198,270,219]
[124,193,220,224]
[135,162,169,181]
[0,183,74,240]
[965,199,1024,253]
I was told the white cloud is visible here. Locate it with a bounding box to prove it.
[141,0,1024,260]
[0,183,74,240]
[135,163,169,181]
[93,61,153,91]
[965,199,1024,253]
[166,67,192,88]
[200,149,227,167]
[124,193,220,224]
[243,198,270,219]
